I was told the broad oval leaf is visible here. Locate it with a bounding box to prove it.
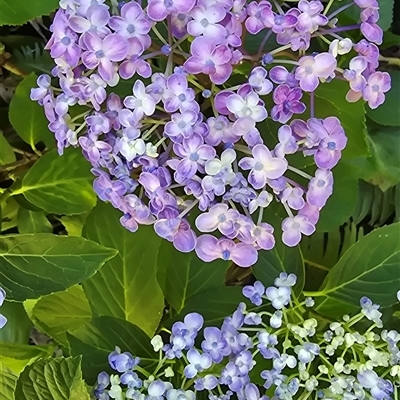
[15,356,90,400]
[0,233,117,301]
[82,202,164,336]
[12,148,97,215]
[0,132,16,166]
[167,287,267,329]
[67,316,158,384]
[9,73,53,148]
[157,240,228,312]
[0,364,18,400]
[17,208,53,234]
[315,223,400,314]
[0,0,59,26]
[252,238,305,295]
[0,300,32,344]
[0,342,54,375]
[27,285,92,347]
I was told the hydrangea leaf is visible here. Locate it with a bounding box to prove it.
[0,132,16,166]
[313,223,400,316]
[17,208,53,234]
[0,0,59,26]
[14,356,90,400]
[0,343,54,375]
[0,300,32,345]
[367,71,400,126]
[82,201,164,336]
[157,241,229,313]
[9,73,53,149]
[252,239,305,296]
[0,233,117,301]
[27,285,92,347]
[67,316,158,384]
[0,364,18,400]
[12,148,97,215]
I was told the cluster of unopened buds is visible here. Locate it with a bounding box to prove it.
[32,0,391,266]
[93,273,400,400]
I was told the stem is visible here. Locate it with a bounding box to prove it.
[152,26,168,45]
[269,44,293,56]
[287,165,313,180]
[327,3,354,20]
[379,55,400,67]
[257,29,273,55]
[178,199,199,219]
[310,90,315,118]
[323,0,335,15]
[282,201,294,217]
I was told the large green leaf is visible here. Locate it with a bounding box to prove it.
[28,285,92,347]
[67,316,158,384]
[0,364,18,400]
[0,233,117,301]
[252,239,305,295]
[313,80,369,160]
[367,71,400,127]
[0,343,54,375]
[317,163,358,232]
[362,121,400,191]
[0,0,59,26]
[0,132,16,166]
[0,300,32,344]
[157,241,228,312]
[314,223,400,315]
[82,202,164,336]
[377,0,394,31]
[8,73,53,149]
[12,148,97,215]
[167,287,266,329]
[15,356,90,400]
[17,208,53,234]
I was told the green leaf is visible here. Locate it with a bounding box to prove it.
[0,300,32,344]
[377,0,394,31]
[0,0,59,26]
[1,197,19,232]
[61,213,88,236]
[0,233,117,301]
[252,239,305,295]
[313,80,369,159]
[29,285,92,347]
[15,356,90,400]
[314,223,400,315]
[12,148,97,215]
[0,342,54,375]
[157,241,228,312]
[13,43,54,75]
[8,73,53,149]
[367,71,400,126]
[168,287,266,329]
[0,364,18,400]
[67,316,157,384]
[317,163,358,232]
[17,208,52,234]
[0,132,16,166]
[362,121,400,191]
[82,202,164,336]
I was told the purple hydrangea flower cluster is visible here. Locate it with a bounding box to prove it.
[93,273,400,400]
[32,0,390,267]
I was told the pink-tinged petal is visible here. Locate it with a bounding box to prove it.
[147,1,168,21]
[195,212,219,233]
[195,235,222,262]
[299,218,315,236]
[173,0,196,12]
[249,169,267,189]
[197,145,216,161]
[211,64,232,85]
[88,5,110,26]
[315,149,340,169]
[136,60,152,78]
[187,21,205,37]
[313,53,337,78]
[245,17,263,34]
[103,34,129,61]
[300,74,319,92]
[230,243,258,267]
[174,224,197,252]
[252,144,272,162]
[269,66,289,84]
[108,16,126,31]
[82,51,99,69]
[214,91,234,115]
[119,60,136,79]
[177,159,197,180]
[361,22,383,45]
[238,157,255,170]
[69,15,91,33]
[190,36,215,58]
[123,1,142,20]
[273,85,290,104]
[98,58,115,81]
[290,101,306,114]
[282,227,301,247]
[346,89,363,103]
[83,31,103,51]
[184,57,203,74]
[204,24,226,38]
[350,75,367,92]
